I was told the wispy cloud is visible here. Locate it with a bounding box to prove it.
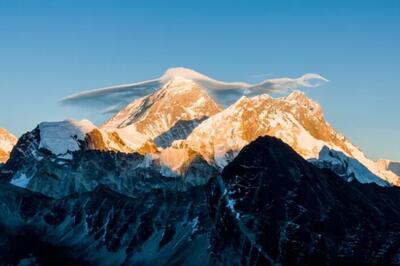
[60,67,329,112]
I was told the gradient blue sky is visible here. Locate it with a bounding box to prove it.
[0,0,399,160]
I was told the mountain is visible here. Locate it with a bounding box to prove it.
[1,119,215,197]
[7,80,399,188]
[184,91,399,186]
[0,182,211,265]
[3,72,398,188]
[377,159,400,176]
[62,67,397,186]
[30,119,154,157]
[1,136,400,265]
[102,76,222,148]
[0,128,17,163]
[208,136,400,265]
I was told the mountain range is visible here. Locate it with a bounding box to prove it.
[0,67,399,265]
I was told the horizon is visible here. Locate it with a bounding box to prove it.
[0,1,399,160]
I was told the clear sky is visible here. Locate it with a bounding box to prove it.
[0,0,399,160]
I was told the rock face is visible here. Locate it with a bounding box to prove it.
[207,136,400,265]
[2,136,400,265]
[0,182,211,266]
[102,76,222,148]
[0,128,17,163]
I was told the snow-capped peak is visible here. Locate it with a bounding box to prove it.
[183,92,399,186]
[102,76,222,148]
[162,75,200,93]
[284,90,307,100]
[38,119,97,156]
[31,119,154,159]
[0,128,17,163]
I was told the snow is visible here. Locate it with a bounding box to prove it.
[227,199,240,219]
[191,216,199,233]
[10,173,32,188]
[344,142,400,185]
[183,92,399,187]
[38,119,96,156]
[158,147,190,175]
[296,129,326,158]
[57,72,399,187]
[0,139,14,153]
[164,76,198,93]
[316,147,389,186]
[113,124,149,150]
[0,128,17,153]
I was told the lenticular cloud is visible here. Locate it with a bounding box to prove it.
[60,67,329,113]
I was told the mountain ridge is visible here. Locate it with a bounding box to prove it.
[181,89,398,185]
[102,76,222,148]
[2,136,400,265]
[2,68,398,188]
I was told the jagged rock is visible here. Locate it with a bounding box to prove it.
[1,137,400,265]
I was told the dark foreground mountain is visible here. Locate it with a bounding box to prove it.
[208,137,400,265]
[1,136,400,265]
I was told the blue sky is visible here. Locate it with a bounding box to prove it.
[0,0,399,160]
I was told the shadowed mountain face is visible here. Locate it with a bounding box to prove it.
[207,136,400,265]
[154,117,209,148]
[0,183,211,266]
[1,136,400,265]
[1,126,217,198]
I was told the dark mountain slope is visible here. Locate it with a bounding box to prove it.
[1,136,400,265]
[208,136,400,265]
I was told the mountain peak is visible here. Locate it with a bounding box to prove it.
[230,136,305,168]
[102,76,222,148]
[283,90,322,115]
[286,89,306,98]
[0,128,17,163]
[38,119,97,156]
[162,75,201,93]
[284,90,314,104]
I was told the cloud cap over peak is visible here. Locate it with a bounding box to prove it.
[60,67,329,113]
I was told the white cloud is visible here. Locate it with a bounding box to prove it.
[60,67,329,112]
